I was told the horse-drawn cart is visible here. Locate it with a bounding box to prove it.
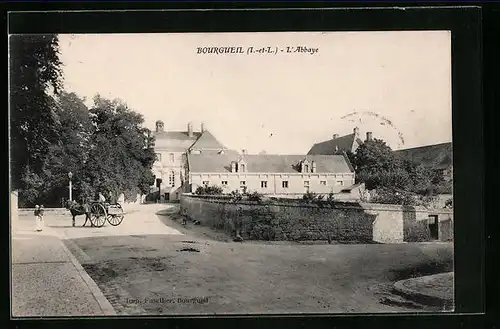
[67,199,126,227]
[85,201,124,227]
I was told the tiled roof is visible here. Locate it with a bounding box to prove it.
[189,130,226,151]
[341,182,364,193]
[193,149,240,156]
[307,133,363,155]
[394,142,452,170]
[188,154,353,174]
[153,131,201,141]
[152,131,200,150]
[152,130,229,152]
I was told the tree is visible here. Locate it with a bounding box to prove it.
[353,138,439,200]
[354,139,411,190]
[38,92,93,205]
[10,34,63,191]
[81,95,156,202]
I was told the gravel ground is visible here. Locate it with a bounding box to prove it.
[66,232,454,315]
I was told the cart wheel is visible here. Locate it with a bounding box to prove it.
[90,203,107,227]
[107,204,124,226]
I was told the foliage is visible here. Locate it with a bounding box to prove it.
[229,190,243,203]
[354,139,410,190]
[37,92,94,205]
[246,191,264,203]
[302,191,326,207]
[9,34,63,191]
[82,95,156,200]
[353,139,444,201]
[18,167,45,207]
[10,36,157,206]
[370,188,417,206]
[445,198,453,209]
[195,185,223,195]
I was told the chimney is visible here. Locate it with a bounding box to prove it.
[332,134,339,139]
[366,132,373,141]
[311,161,317,173]
[187,122,193,137]
[353,127,359,137]
[201,122,205,133]
[155,120,164,132]
[242,149,247,155]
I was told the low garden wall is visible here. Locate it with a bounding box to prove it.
[180,194,454,243]
[18,208,70,217]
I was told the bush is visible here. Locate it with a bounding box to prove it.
[246,191,264,203]
[302,191,327,206]
[302,191,318,203]
[371,188,417,205]
[229,190,243,203]
[195,185,223,195]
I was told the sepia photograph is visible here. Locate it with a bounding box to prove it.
[10,30,455,317]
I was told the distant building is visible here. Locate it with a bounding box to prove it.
[186,153,357,198]
[394,142,453,183]
[151,120,237,201]
[307,127,373,155]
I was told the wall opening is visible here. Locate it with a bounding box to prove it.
[428,215,439,240]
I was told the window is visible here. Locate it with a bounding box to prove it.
[202,181,209,186]
[304,165,309,172]
[221,181,228,186]
[304,181,310,187]
[282,181,289,188]
[169,153,174,162]
[240,164,246,172]
[261,181,267,188]
[320,181,327,185]
[169,171,175,187]
[240,181,246,186]
[155,153,162,162]
[336,180,344,186]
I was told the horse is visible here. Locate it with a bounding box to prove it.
[64,200,94,227]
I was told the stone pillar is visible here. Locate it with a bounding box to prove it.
[11,190,18,226]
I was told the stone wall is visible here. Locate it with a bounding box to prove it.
[402,205,454,242]
[180,194,376,242]
[180,194,454,243]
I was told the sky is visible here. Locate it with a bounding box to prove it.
[58,31,452,154]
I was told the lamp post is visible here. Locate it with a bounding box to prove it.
[68,172,73,202]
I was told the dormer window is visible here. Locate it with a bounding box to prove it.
[301,159,310,173]
[237,158,247,173]
[231,161,237,173]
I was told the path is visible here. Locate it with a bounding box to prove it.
[11,203,183,317]
[11,223,114,317]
